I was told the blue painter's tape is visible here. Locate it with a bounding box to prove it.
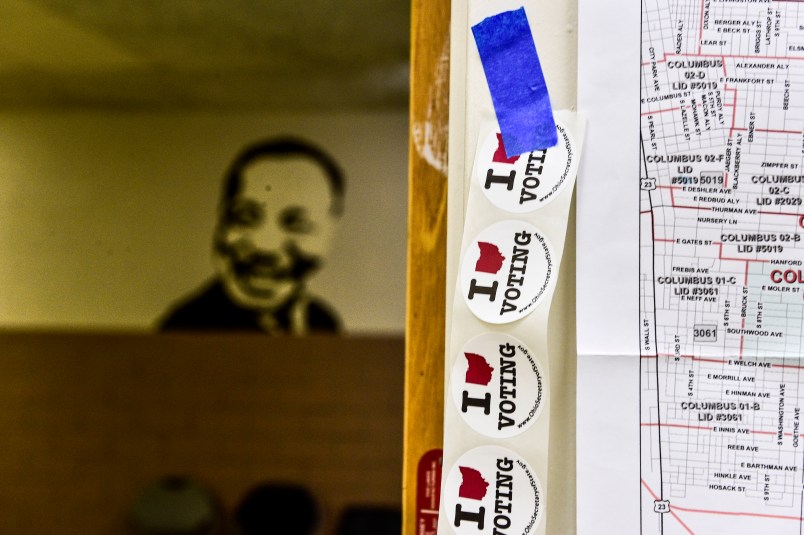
[472,7,557,156]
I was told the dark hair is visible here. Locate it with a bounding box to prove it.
[222,137,345,216]
[235,483,320,535]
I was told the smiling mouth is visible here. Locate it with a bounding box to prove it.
[217,240,322,288]
[228,268,293,301]
[231,261,297,299]
[236,261,292,281]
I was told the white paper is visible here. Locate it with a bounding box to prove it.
[576,1,641,358]
[576,354,640,535]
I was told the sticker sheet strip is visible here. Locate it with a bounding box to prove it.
[438,111,585,535]
[441,2,584,533]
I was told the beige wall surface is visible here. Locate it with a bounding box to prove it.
[0,110,408,334]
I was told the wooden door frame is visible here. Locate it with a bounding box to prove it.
[402,0,450,533]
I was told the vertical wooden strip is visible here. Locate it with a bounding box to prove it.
[403,0,451,533]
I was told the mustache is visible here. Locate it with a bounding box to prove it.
[215,241,321,280]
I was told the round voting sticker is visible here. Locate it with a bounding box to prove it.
[474,121,576,213]
[443,445,543,535]
[451,332,545,438]
[460,220,554,324]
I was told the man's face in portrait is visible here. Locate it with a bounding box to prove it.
[214,157,336,311]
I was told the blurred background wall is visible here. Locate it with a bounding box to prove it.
[0,333,405,534]
[0,110,408,334]
[0,1,412,533]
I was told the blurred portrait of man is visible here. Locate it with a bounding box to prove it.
[159,137,344,334]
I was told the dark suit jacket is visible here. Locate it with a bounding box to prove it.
[159,279,340,333]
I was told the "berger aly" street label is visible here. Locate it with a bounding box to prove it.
[450,333,545,438]
[460,220,554,324]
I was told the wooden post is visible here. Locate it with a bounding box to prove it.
[402,0,450,533]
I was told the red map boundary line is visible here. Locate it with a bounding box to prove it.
[642,478,804,531]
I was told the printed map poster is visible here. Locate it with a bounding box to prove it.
[579,1,804,533]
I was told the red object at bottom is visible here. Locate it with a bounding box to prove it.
[416,449,443,535]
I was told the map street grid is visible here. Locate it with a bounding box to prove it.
[640,0,804,533]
